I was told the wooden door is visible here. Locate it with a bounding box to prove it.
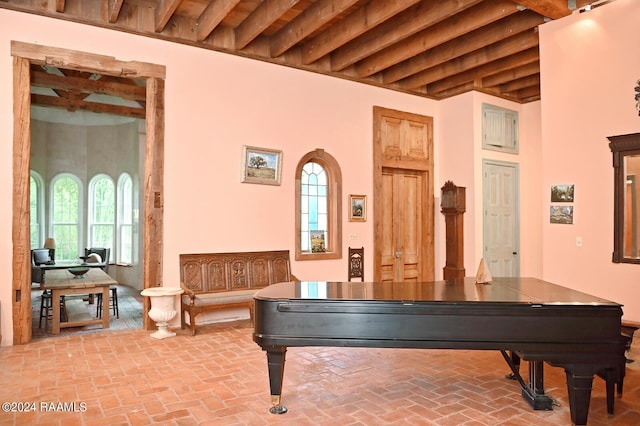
[374,107,434,283]
[380,168,425,282]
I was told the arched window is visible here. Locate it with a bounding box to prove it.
[51,173,83,260]
[295,149,342,260]
[88,174,115,261]
[117,173,133,264]
[30,170,45,248]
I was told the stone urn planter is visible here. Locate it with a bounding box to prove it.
[141,287,184,339]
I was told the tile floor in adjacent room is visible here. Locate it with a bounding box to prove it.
[1,320,639,426]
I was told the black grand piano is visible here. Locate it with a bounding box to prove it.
[252,278,626,425]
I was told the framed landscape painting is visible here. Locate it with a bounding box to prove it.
[241,145,283,185]
[349,194,367,222]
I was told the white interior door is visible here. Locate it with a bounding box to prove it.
[483,160,520,277]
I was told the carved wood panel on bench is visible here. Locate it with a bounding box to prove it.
[179,250,293,335]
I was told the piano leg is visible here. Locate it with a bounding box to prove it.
[265,345,288,414]
[564,366,595,426]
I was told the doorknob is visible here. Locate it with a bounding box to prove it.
[395,251,402,259]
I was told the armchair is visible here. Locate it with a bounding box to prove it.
[31,248,55,285]
[84,247,110,273]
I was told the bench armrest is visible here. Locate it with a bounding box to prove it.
[180,283,196,302]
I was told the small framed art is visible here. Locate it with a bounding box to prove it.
[349,194,367,222]
[241,145,283,185]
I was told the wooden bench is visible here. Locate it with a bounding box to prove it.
[179,250,294,335]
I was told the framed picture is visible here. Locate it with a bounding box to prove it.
[349,194,367,222]
[310,230,326,253]
[241,145,283,185]
[550,205,574,224]
[550,184,575,202]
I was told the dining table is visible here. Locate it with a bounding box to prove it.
[41,268,117,334]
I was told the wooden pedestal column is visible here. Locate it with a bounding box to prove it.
[441,181,466,280]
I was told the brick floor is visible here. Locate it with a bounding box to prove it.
[1,320,639,425]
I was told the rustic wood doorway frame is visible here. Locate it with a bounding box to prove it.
[10,41,165,344]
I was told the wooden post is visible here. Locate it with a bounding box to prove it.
[441,181,465,280]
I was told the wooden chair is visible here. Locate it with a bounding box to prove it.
[348,247,364,281]
[96,286,119,319]
[84,247,118,318]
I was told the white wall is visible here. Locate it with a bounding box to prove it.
[539,0,640,321]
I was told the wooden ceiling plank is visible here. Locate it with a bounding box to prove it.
[426,47,539,94]
[511,84,541,101]
[196,0,242,42]
[330,0,483,72]
[31,93,146,119]
[154,0,182,32]
[235,0,304,50]
[301,0,420,65]
[482,60,540,87]
[399,29,539,90]
[270,0,361,58]
[498,74,540,92]
[512,0,571,19]
[383,10,543,84]
[356,0,520,78]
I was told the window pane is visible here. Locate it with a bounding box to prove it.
[300,161,328,251]
[90,176,115,253]
[30,176,40,248]
[52,176,80,260]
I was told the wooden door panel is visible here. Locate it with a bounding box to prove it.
[399,172,421,281]
[406,120,430,160]
[374,106,434,283]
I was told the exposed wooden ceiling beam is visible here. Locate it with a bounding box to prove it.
[30,67,146,102]
[301,0,420,65]
[154,0,181,32]
[235,0,304,50]
[385,11,543,85]
[196,0,242,42]
[426,48,539,95]
[511,0,571,19]
[329,0,483,72]
[400,29,539,90]
[356,0,521,78]
[31,93,145,119]
[482,60,540,87]
[270,0,360,58]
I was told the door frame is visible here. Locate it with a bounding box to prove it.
[373,106,434,282]
[11,41,165,344]
[482,159,520,277]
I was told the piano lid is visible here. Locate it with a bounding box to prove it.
[254,277,622,306]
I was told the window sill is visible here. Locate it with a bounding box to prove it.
[296,251,341,261]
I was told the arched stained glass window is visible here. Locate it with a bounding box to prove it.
[295,149,342,260]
